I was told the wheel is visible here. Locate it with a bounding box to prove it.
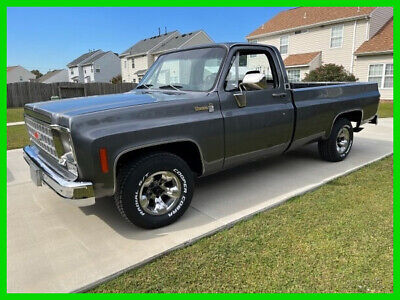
[115,152,194,229]
[318,118,353,162]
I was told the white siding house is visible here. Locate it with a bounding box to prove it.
[246,7,393,94]
[67,50,121,83]
[7,66,35,83]
[120,30,213,83]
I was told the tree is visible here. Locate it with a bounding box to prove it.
[303,64,357,82]
[111,74,122,84]
[31,69,43,79]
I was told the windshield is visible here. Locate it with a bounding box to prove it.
[138,47,226,92]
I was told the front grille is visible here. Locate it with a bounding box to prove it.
[25,115,58,159]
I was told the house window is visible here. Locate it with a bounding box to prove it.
[132,59,135,68]
[71,69,74,75]
[96,68,100,73]
[133,79,136,83]
[330,25,343,48]
[384,64,393,88]
[368,63,393,88]
[84,70,86,74]
[280,36,289,54]
[19,76,23,81]
[91,66,94,73]
[287,69,301,82]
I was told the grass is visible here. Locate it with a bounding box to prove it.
[377,102,393,118]
[92,156,393,293]
[7,107,24,123]
[7,125,30,150]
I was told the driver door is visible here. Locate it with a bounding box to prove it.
[219,47,295,168]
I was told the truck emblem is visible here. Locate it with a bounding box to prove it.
[194,103,214,113]
[34,132,40,139]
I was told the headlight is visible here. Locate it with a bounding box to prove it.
[51,125,78,176]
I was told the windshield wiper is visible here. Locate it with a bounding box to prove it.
[136,83,153,89]
[158,84,183,91]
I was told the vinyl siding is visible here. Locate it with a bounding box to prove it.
[354,54,393,100]
[369,7,394,39]
[249,19,369,73]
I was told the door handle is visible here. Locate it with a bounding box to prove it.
[272,92,287,98]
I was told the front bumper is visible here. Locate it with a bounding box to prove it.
[23,145,95,206]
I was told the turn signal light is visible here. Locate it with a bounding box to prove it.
[99,148,109,173]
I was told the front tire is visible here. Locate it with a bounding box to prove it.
[115,152,194,229]
[318,118,353,162]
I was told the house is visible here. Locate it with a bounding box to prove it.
[246,7,393,99]
[37,69,69,83]
[7,66,35,83]
[120,30,213,83]
[354,18,393,100]
[67,50,121,83]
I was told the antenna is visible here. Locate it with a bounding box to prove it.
[158,27,161,36]
[165,26,167,34]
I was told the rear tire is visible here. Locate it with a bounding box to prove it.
[318,118,353,162]
[115,152,194,229]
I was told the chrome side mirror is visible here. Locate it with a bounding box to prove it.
[233,73,267,108]
[242,73,267,90]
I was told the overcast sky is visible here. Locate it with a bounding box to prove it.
[7,7,289,73]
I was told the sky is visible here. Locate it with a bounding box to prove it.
[7,7,289,73]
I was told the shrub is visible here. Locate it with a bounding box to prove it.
[304,64,357,82]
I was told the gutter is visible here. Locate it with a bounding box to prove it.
[355,50,393,56]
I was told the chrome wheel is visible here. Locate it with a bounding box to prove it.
[138,171,182,216]
[336,126,350,154]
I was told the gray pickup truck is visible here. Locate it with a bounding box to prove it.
[23,43,379,228]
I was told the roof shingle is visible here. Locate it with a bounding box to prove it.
[120,31,178,57]
[284,51,321,67]
[67,50,102,67]
[355,18,393,55]
[248,7,376,38]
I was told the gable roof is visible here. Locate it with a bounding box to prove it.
[284,51,321,67]
[248,7,376,38]
[355,17,393,55]
[7,66,17,72]
[67,50,102,67]
[37,69,65,83]
[153,30,208,53]
[80,51,109,66]
[120,31,179,57]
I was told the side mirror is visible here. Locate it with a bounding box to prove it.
[241,73,267,90]
[233,73,267,108]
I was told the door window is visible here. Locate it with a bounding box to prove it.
[225,50,277,91]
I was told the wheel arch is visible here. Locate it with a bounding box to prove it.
[326,109,363,138]
[113,140,204,193]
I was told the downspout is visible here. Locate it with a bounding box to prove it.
[350,20,357,73]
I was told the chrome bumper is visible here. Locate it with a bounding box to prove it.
[23,145,95,206]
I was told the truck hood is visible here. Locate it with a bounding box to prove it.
[25,90,198,124]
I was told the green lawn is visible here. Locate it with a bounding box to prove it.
[7,107,24,123]
[378,102,393,118]
[92,156,393,293]
[7,125,30,150]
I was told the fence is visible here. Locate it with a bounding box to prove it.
[7,82,137,108]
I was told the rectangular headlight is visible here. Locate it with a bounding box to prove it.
[51,125,78,176]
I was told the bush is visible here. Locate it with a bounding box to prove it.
[111,75,122,84]
[304,64,357,82]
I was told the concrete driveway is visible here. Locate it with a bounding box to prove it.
[7,118,393,293]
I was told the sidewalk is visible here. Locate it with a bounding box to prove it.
[7,121,25,127]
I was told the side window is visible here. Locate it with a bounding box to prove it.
[225,50,277,91]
